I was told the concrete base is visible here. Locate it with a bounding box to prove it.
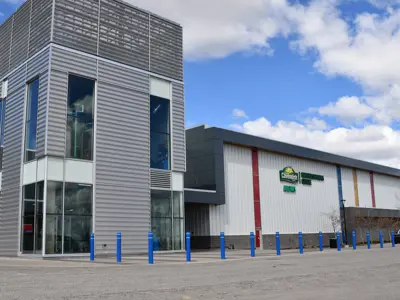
[191,235,251,250]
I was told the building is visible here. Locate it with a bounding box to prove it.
[185,125,400,249]
[0,0,185,256]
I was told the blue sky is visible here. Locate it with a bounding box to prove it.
[1,0,400,167]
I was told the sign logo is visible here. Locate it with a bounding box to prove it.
[279,167,299,184]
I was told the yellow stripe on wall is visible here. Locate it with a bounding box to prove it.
[352,169,359,206]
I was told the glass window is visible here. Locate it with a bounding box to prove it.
[24,78,39,161]
[45,182,63,254]
[150,96,170,170]
[66,75,95,160]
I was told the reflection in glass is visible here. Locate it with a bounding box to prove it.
[150,96,170,170]
[66,75,94,160]
[45,182,63,254]
[25,78,39,161]
[63,216,91,253]
[64,183,92,215]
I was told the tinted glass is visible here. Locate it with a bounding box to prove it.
[150,132,169,170]
[63,215,91,253]
[25,79,39,152]
[64,183,92,215]
[45,215,62,254]
[150,96,170,134]
[68,75,94,117]
[46,181,63,214]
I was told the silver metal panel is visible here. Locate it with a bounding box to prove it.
[36,71,49,157]
[51,47,97,78]
[0,18,13,79]
[27,48,50,80]
[150,15,183,81]
[97,60,148,93]
[29,0,52,57]
[8,65,26,96]
[46,69,67,156]
[95,75,150,254]
[172,83,185,172]
[9,1,30,70]
[150,169,171,189]
[53,0,99,55]
[0,83,25,256]
[99,0,149,71]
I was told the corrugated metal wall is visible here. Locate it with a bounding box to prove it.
[357,170,372,208]
[185,203,210,236]
[341,167,356,207]
[258,151,339,234]
[373,173,400,209]
[209,144,254,236]
[171,83,185,172]
[96,60,150,254]
[0,0,52,80]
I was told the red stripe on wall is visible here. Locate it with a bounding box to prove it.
[370,171,376,208]
[251,149,262,248]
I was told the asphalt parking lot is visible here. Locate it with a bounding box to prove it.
[0,245,398,300]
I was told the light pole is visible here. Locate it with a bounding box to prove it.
[341,199,347,244]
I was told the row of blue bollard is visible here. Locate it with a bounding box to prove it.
[88,230,396,264]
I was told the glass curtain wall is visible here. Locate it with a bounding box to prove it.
[151,190,183,251]
[150,96,170,170]
[66,75,94,160]
[45,182,93,254]
[24,78,40,161]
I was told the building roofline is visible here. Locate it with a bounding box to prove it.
[196,125,400,178]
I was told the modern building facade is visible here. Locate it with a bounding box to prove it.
[185,125,400,249]
[0,0,185,256]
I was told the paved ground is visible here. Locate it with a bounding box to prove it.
[0,245,399,300]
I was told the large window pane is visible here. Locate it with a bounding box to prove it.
[63,215,91,254]
[151,190,172,250]
[64,183,92,215]
[46,181,63,214]
[24,78,39,162]
[66,75,94,160]
[45,181,63,254]
[150,96,170,170]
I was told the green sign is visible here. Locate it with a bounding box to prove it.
[279,167,299,184]
[283,185,296,193]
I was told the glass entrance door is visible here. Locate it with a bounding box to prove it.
[21,182,44,254]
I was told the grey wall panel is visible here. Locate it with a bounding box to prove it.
[150,15,183,81]
[27,48,49,80]
[150,169,171,189]
[99,0,149,71]
[53,0,99,55]
[9,1,30,70]
[0,18,13,79]
[51,47,97,78]
[172,83,185,172]
[36,71,49,157]
[98,61,148,93]
[95,77,150,254]
[0,83,25,256]
[8,65,26,96]
[46,69,67,156]
[29,0,52,58]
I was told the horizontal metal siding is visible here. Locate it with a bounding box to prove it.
[150,169,171,189]
[357,170,372,208]
[51,47,97,78]
[209,144,254,236]
[98,0,149,71]
[341,166,356,207]
[46,69,67,156]
[374,173,400,210]
[149,15,183,81]
[27,47,50,80]
[258,150,339,234]
[0,79,25,255]
[36,71,49,157]
[9,1,30,70]
[0,18,13,79]
[29,0,52,57]
[95,69,150,253]
[185,203,210,236]
[172,83,185,172]
[8,65,26,96]
[53,0,99,55]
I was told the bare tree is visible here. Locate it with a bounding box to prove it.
[323,208,341,237]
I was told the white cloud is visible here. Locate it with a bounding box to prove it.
[232,108,248,119]
[233,116,400,168]
[318,96,374,122]
[304,117,329,130]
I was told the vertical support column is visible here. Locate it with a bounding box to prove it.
[116,232,122,263]
[369,171,376,208]
[367,232,371,249]
[148,232,154,265]
[391,232,395,248]
[276,232,281,256]
[319,232,323,252]
[299,232,303,255]
[352,231,356,250]
[186,232,191,262]
[90,233,95,261]
[379,231,384,248]
[251,149,262,248]
[337,232,341,252]
[250,232,255,257]
[220,232,225,260]
[336,166,346,244]
[352,169,359,207]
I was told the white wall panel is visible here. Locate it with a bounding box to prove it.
[357,170,372,208]
[23,161,38,185]
[209,144,254,236]
[374,173,400,210]
[64,160,93,184]
[150,77,171,99]
[172,172,183,191]
[47,157,64,181]
[258,151,339,234]
[341,167,356,207]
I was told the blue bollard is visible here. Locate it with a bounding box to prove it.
[352,231,356,250]
[276,232,281,256]
[90,233,95,261]
[319,232,323,252]
[380,231,384,248]
[299,232,303,255]
[186,232,191,262]
[116,232,122,263]
[367,232,371,249]
[336,232,341,252]
[148,232,154,265]
[250,232,255,257]
[392,232,395,248]
[220,232,226,260]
